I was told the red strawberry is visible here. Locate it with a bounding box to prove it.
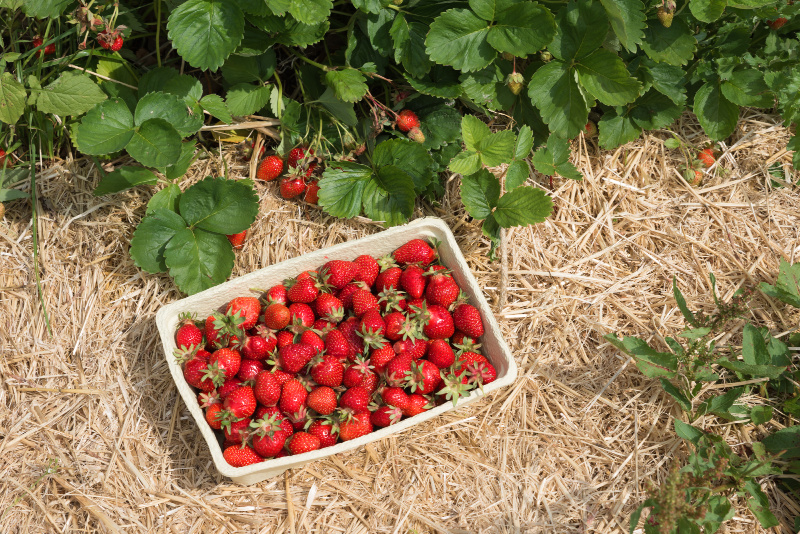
[371,406,403,427]
[393,239,436,266]
[374,267,402,292]
[338,317,364,357]
[205,404,223,429]
[240,328,277,361]
[452,330,479,347]
[276,330,295,348]
[383,312,406,341]
[278,343,315,374]
[353,255,379,287]
[223,444,263,467]
[263,302,291,330]
[217,377,245,399]
[313,318,336,334]
[288,302,316,330]
[227,230,247,249]
[98,31,124,52]
[425,272,459,308]
[324,328,352,360]
[222,417,252,443]
[465,359,497,387]
[0,149,11,170]
[452,303,484,338]
[253,371,281,406]
[400,265,426,299]
[279,378,309,414]
[337,410,373,441]
[250,415,290,457]
[256,155,284,181]
[304,181,320,204]
[340,386,371,412]
[266,284,288,305]
[698,148,715,168]
[427,339,455,369]
[422,304,454,340]
[407,360,442,395]
[176,315,203,350]
[198,390,221,408]
[393,337,428,359]
[288,432,321,455]
[280,176,307,199]
[455,351,488,379]
[337,283,362,310]
[236,359,264,381]
[183,357,215,392]
[307,419,338,448]
[287,277,319,303]
[351,289,379,317]
[342,357,374,387]
[377,286,407,313]
[385,353,414,386]
[381,387,411,410]
[32,37,55,57]
[768,17,787,29]
[357,309,386,349]
[227,296,260,330]
[310,355,344,387]
[370,342,396,372]
[307,386,338,415]
[396,109,420,133]
[320,260,358,290]
[288,147,314,168]
[314,293,345,323]
[299,330,325,352]
[403,394,432,417]
[437,372,474,406]
[206,348,242,387]
[223,386,257,419]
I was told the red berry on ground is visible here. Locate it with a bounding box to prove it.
[227,230,247,249]
[280,176,307,199]
[256,155,284,181]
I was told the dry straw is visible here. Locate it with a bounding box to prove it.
[0,110,798,533]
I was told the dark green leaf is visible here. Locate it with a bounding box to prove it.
[0,189,27,202]
[147,184,182,214]
[604,333,678,378]
[640,19,696,66]
[167,0,244,72]
[418,106,462,150]
[200,95,233,123]
[629,90,683,130]
[163,75,204,104]
[425,8,494,72]
[316,87,357,127]
[405,65,463,99]
[134,91,203,137]
[318,162,372,218]
[35,72,107,116]
[530,133,582,179]
[274,18,329,48]
[693,81,739,141]
[505,160,530,190]
[225,83,271,116]
[0,72,27,125]
[373,139,433,192]
[762,426,800,458]
[482,213,501,254]
[493,186,553,228]
[600,0,645,52]
[324,69,368,103]
[129,208,188,273]
[138,67,180,95]
[178,177,259,234]
[744,480,779,528]
[721,69,772,108]
[94,167,158,196]
[673,418,704,444]
[288,0,332,25]
[702,495,734,527]
[165,227,235,295]
[351,0,391,13]
[660,379,692,411]
[362,165,416,226]
[461,169,500,219]
[750,405,773,425]
[22,0,71,18]
[689,0,727,22]
[697,387,743,417]
[673,277,697,325]
[550,0,609,61]
[390,16,433,79]
[221,49,276,84]
[75,98,135,155]
[647,62,687,105]
[159,141,197,181]
[487,3,556,57]
[742,323,770,366]
[598,109,642,149]
[716,357,787,380]
[365,7,395,57]
[127,119,183,168]
[529,61,592,139]
[576,49,642,106]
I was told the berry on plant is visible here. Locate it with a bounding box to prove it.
[396,109,420,132]
[256,155,284,181]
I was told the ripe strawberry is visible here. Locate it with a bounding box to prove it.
[217,377,245,399]
[287,277,319,304]
[392,337,428,359]
[223,444,263,467]
[371,405,403,427]
[237,359,264,381]
[452,303,484,338]
[304,181,320,204]
[337,410,373,441]
[278,343,315,374]
[399,265,426,298]
[205,404,223,429]
[223,385,257,419]
[407,360,442,395]
[307,419,338,448]
[253,371,281,406]
[32,36,56,57]
[288,147,314,168]
[407,127,425,144]
[378,286,408,313]
[324,328,352,360]
[393,239,436,266]
[227,296,261,330]
[288,432,321,455]
[222,417,252,443]
[698,148,715,168]
[351,288,379,317]
[286,405,310,431]
[370,342,396,372]
[427,339,456,369]
[289,302,316,329]
[340,386,371,412]
[265,284,288,305]
[256,155,284,181]
[337,282,362,309]
[374,266,402,291]
[176,315,203,350]
[183,357,215,392]
[261,302,289,330]
[353,255,379,287]
[338,317,365,356]
[381,386,411,410]
[452,331,478,347]
[767,17,787,29]
[280,176,307,199]
[403,394,432,417]
[422,304,454,339]
[342,356,374,387]
[0,149,11,170]
[320,260,358,291]
[276,330,295,348]
[313,319,336,335]
[206,348,242,387]
[241,328,277,361]
[227,230,247,249]
[437,372,474,406]
[279,378,308,414]
[310,355,344,387]
[383,312,406,341]
[385,353,414,386]
[396,109,420,133]
[357,309,387,349]
[455,351,489,380]
[307,386,338,415]
[250,415,289,457]
[314,293,345,323]
[465,359,497,387]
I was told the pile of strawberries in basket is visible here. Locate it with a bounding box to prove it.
[173,239,496,467]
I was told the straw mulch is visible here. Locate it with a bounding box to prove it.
[1,111,798,534]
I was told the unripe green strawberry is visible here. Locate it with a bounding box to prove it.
[584,121,598,138]
[506,72,524,95]
[539,50,553,63]
[657,7,673,27]
[501,52,515,61]
[407,127,425,144]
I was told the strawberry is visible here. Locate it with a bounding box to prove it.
[266,284,288,306]
[340,386,371,412]
[176,315,203,350]
[396,109,420,133]
[357,309,387,349]
[320,260,358,290]
[437,372,474,406]
[256,155,284,181]
[217,377,245,399]
[371,406,403,427]
[310,355,344,387]
[0,149,11,170]
[767,17,787,29]
[324,328,352,360]
[455,351,488,380]
[407,360,442,395]
[338,317,365,356]
[288,147,314,168]
[465,359,497,387]
[222,385,257,419]
[237,359,264,381]
[452,330,478,347]
[370,342,396,372]
[276,330,295,348]
[403,394,432,417]
[278,343,315,374]
[427,339,456,369]
[241,328,277,361]
[206,348,242,387]
[407,127,425,144]
[353,255,379,287]
[205,312,244,349]
[505,72,524,95]
[279,378,308,414]
[337,282,362,309]
[262,302,290,330]
[378,287,407,313]
[337,410,373,441]
[183,357,215,392]
[227,296,261,330]
[374,266,402,291]
[287,432,321,455]
[307,386,338,415]
[698,148,715,168]
[286,405,310,430]
[351,288,379,317]
[314,293,345,323]
[222,417,252,443]
[198,390,221,408]
[392,337,428,360]
[307,419,338,448]
[383,312,406,341]
[342,356,374,387]
[280,176,307,199]
[304,181,320,204]
[227,230,247,249]
[422,304,454,339]
[287,277,319,304]
[452,303,484,338]
[393,239,436,266]
[584,121,598,138]
[223,444,263,467]
[399,265,426,298]
[424,271,458,307]
[253,371,281,406]
[385,353,414,386]
[657,6,673,27]
[250,415,289,457]
[381,386,411,410]
[288,302,316,330]
[32,36,56,57]
[205,404,223,429]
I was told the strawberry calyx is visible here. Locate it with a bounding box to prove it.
[436,372,474,407]
[173,345,200,365]
[249,414,284,438]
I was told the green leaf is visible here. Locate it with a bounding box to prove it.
[640,19,696,66]
[673,277,697,326]
[476,129,516,167]
[165,227,235,295]
[788,136,800,172]
[647,62,687,105]
[468,0,515,21]
[178,177,259,234]
[742,323,770,366]
[759,259,800,307]
[598,109,641,149]
[678,327,711,339]
[514,125,534,159]
[576,49,642,106]
[486,3,556,57]
[462,114,491,150]
[493,186,553,228]
[324,69,368,103]
[0,189,27,201]
[716,357,787,380]
[390,16,433,79]
[21,0,71,18]
[351,0,391,13]
[200,94,233,123]
[673,419,704,444]
[35,72,107,116]
[127,119,183,168]
[373,139,433,192]
[530,133,582,180]
[288,0,332,25]
[75,98,135,155]
[448,151,483,175]
[629,90,683,130]
[138,67,180,95]
[689,0,727,22]
[147,184,182,214]
[93,167,158,196]
[221,50,276,84]
[482,213,501,254]
[318,162,372,218]
[225,83,271,116]
[134,91,203,137]
[418,106,462,150]
[721,69,773,108]
[362,165,416,227]
[703,495,734,528]
[163,75,204,104]
[600,0,645,52]
[529,61,591,139]
[0,72,28,125]
[660,379,691,412]
[159,141,197,181]
[762,426,800,458]
[604,333,679,378]
[167,0,244,72]
[744,480,779,529]
[694,81,740,141]
[425,8,494,72]
[550,0,608,61]
[129,208,188,273]
[461,169,500,220]
[505,160,530,190]
[405,65,463,99]
[750,406,773,425]
[316,87,357,127]
[697,387,743,417]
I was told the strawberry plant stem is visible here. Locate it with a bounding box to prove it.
[28,132,52,337]
[155,0,163,67]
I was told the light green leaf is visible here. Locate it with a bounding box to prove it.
[127,118,183,168]
[486,3,556,57]
[673,419,704,444]
[35,72,107,116]
[514,125,534,159]
[600,0,645,52]
[324,69,368,103]
[167,0,244,72]
[529,61,592,138]
[225,83,271,116]
[492,186,553,228]
[22,0,71,18]
[744,480,779,528]
[604,333,679,378]
[129,208,188,273]
[159,141,197,181]
[147,184,182,214]
[505,159,530,190]
[75,98,135,155]
[762,426,800,458]
[200,94,233,123]
[425,8,494,72]
[318,162,372,218]
[640,19,696,66]
[288,0,332,25]
[531,133,582,179]
[138,67,180,95]
[476,129,516,167]
[0,72,27,125]
[362,165,416,227]
[165,227,235,295]
[750,406,773,425]
[689,0,727,22]
[694,81,739,141]
[721,69,773,108]
[163,75,204,104]
[461,169,500,220]
[448,151,483,175]
[576,49,642,106]
[468,0,516,21]
[462,114,491,151]
[93,167,158,196]
[134,91,203,137]
[178,177,259,234]
[550,0,609,61]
